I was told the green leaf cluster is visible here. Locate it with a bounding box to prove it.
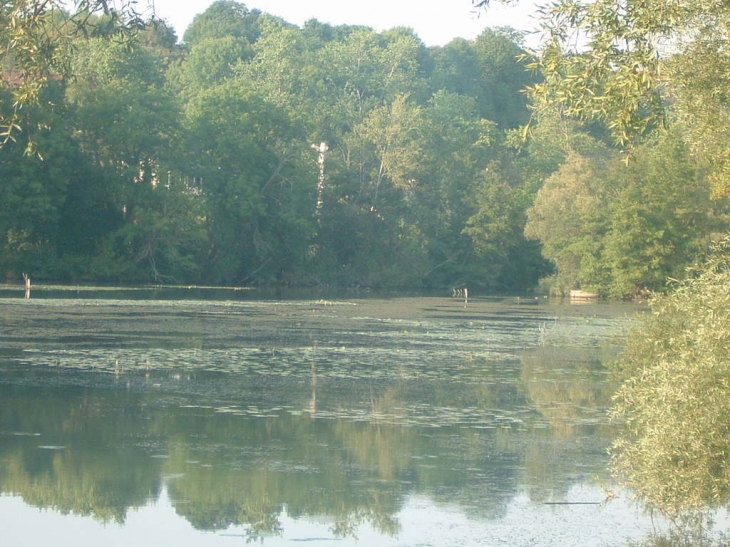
[610,236,730,519]
[0,1,146,149]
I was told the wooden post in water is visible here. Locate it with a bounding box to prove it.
[452,286,468,306]
[22,273,30,299]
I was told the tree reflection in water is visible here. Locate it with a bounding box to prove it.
[0,295,660,544]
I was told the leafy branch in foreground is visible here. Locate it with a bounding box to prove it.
[610,236,730,520]
[0,0,147,151]
[473,0,730,152]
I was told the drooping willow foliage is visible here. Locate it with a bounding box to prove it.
[610,236,730,519]
[0,0,146,150]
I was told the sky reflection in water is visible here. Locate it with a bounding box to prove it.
[1,486,661,547]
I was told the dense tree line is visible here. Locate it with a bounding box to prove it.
[2,0,728,297]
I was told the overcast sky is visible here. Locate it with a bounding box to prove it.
[143,0,540,47]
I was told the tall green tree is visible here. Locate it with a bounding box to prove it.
[428,28,535,128]
[62,34,184,280]
[312,93,430,288]
[414,90,498,288]
[182,80,308,284]
[234,22,315,117]
[181,0,266,46]
[524,151,611,294]
[602,131,718,297]
[0,86,76,277]
[166,36,253,101]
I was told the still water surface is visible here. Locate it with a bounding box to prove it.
[0,290,666,546]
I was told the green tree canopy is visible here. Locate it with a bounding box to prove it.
[524,150,610,293]
[182,0,269,46]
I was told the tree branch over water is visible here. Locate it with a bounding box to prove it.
[0,0,147,152]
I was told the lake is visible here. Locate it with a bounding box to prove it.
[0,287,667,546]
